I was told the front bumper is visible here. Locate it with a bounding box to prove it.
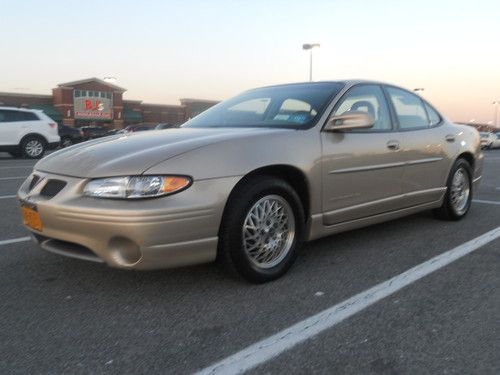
[18,171,240,270]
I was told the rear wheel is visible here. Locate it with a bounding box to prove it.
[21,136,45,159]
[61,137,73,148]
[433,158,472,220]
[218,176,304,283]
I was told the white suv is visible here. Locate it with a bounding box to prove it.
[0,107,60,158]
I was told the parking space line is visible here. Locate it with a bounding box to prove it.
[473,199,500,206]
[0,195,17,200]
[0,176,28,181]
[0,237,31,246]
[196,227,500,375]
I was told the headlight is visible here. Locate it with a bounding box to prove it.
[83,176,191,199]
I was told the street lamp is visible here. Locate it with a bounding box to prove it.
[492,101,500,128]
[302,43,320,82]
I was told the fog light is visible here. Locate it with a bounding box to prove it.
[108,237,142,266]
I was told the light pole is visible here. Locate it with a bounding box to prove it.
[302,43,320,81]
[492,101,500,128]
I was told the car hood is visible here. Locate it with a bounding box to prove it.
[35,127,285,178]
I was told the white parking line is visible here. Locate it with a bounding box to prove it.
[196,227,500,375]
[0,195,16,200]
[0,176,28,181]
[473,199,500,206]
[0,237,31,246]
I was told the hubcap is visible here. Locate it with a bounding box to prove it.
[25,140,43,157]
[450,167,470,215]
[242,195,295,269]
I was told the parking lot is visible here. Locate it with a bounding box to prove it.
[0,151,499,374]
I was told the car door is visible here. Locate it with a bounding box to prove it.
[385,86,449,206]
[321,84,405,225]
[0,109,25,146]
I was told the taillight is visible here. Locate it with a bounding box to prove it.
[49,123,57,129]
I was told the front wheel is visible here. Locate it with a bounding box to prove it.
[218,176,304,283]
[433,158,472,220]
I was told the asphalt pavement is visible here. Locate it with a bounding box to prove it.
[0,151,499,374]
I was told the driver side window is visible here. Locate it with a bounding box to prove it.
[333,85,392,131]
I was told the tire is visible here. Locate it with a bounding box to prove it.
[61,137,73,148]
[21,136,46,159]
[433,158,472,221]
[218,176,305,283]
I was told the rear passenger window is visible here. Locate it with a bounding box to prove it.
[386,87,429,129]
[424,103,441,126]
[19,112,38,121]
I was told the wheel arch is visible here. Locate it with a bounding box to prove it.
[19,132,49,147]
[222,164,311,225]
[456,151,474,170]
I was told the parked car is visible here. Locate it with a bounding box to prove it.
[155,123,176,130]
[106,129,120,136]
[18,80,482,282]
[58,124,84,148]
[0,107,60,158]
[80,126,109,140]
[120,124,155,133]
[492,132,500,148]
[479,131,496,149]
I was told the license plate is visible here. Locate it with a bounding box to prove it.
[21,204,43,232]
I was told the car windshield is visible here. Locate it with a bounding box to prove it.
[182,82,344,129]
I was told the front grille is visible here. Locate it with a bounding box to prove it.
[28,174,41,191]
[39,238,103,263]
[40,179,67,198]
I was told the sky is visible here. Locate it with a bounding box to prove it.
[0,0,499,123]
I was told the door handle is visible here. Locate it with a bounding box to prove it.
[386,140,400,151]
[445,134,456,142]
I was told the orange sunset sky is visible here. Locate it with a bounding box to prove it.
[1,0,499,125]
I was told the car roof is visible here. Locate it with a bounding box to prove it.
[0,106,41,112]
[254,79,396,91]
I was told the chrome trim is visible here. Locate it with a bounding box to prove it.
[329,157,443,174]
[406,157,443,165]
[329,161,405,174]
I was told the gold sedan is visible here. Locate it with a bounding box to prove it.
[18,80,483,283]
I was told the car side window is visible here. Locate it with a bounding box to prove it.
[333,85,392,131]
[386,87,429,129]
[424,103,441,126]
[14,111,38,121]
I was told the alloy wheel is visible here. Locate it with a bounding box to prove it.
[450,167,470,215]
[242,195,295,269]
[25,140,43,157]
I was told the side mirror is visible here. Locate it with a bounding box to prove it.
[324,111,375,132]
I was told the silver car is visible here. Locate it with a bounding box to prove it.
[18,80,483,282]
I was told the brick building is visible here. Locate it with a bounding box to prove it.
[0,78,218,129]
